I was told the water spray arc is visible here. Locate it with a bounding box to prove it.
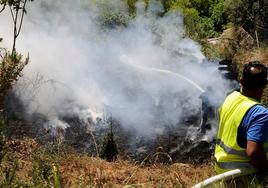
[120,55,205,93]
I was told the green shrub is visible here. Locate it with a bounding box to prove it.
[99,11,128,30]
[0,161,18,187]
[166,0,230,40]
[34,163,61,188]
[0,52,29,107]
[0,118,6,163]
[100,131,118,162]
[99,120,118,162]
[52,165,61,188]
[39,161,52,181]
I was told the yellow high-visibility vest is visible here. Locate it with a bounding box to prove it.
[215,91,259,173]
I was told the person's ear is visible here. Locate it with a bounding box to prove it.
[240,77,244,86]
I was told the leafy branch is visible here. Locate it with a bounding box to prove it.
[0,0,34,54]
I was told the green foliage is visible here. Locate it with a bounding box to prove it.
[168,0,226,39]
[190,0,214,16]
[121,0,149,16]
[0,0,31,129]
[161,0,176,12]
[99,11,128,30]
[52,165,61,188]
[159,0,268,41]
[210,0,226,31]
[0,0,34,16]
[93,0,268,42]
[0,119,7,163]
[36,160,52,181]
[0,155,62,187]
[0,49,28,188]
[100,120,118,162]
[0,155,33,187]
[0,161,18,187]
[100,131,118,161]
[224,0,268,36]
[0,0,34,7]
[0,52,28,104]
[201,42,223,59]
[0,0,34,53]
[184,9,218,39]
[124,0,137,16]
[32,160,61,187]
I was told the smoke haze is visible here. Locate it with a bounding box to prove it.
[0,0,232,136]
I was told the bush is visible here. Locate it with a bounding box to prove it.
[166,0,229,40]
[0,118,6,163]
[99,120,118,162]
[99,11,128,30]
[100,131,118,162]
[32,160,61,187]
[0,52,28,109]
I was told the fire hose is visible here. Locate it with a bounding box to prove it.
[191,169,253,188]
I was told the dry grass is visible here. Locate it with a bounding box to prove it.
[59,156,215,187]
[205,32,268,106]
[232,47,268,81]
[204,27,255,59]
[0,137,216,188]
[233,47,268,66]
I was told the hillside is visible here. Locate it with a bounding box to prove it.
[1,137,215,187]
[205,26,268,104]
[234,47,268,105]
[1,1,268,187]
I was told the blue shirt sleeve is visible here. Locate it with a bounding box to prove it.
[242,105,268,143]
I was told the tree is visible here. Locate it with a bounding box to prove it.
[0,0,32,121]
[125,0,138,16]
[225,0,265,36]
[99,118,118,162]
[0,0,34,54]
[168,0,222,39]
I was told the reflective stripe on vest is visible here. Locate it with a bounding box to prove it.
[216,139,247,157]
[216,161,255,169]
[217,138,268,157]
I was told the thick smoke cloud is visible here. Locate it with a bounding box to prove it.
[0,0,232,135]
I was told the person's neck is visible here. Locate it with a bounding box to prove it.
[241,89,263,102]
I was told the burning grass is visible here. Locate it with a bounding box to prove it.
[0,137,216,187]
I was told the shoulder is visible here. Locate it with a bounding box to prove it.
[244,105,268,143]
[248,105,268,117]
[244,105,268,124]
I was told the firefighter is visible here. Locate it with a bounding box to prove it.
[215,61,268,185]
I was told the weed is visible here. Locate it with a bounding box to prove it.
[0,118,7,163]
[52,165,61,188]
[32,159,52,186]
[0,160,18,187]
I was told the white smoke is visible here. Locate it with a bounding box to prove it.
[0,0,231,135]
